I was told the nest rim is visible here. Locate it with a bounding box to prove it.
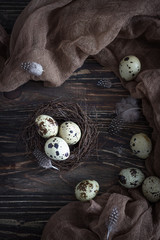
[21,99,98,171]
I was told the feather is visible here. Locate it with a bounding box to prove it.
[97,79,112,88]
[21,62,44,76]
[106,207,119,240]
[106,116,124,135]
[33,148,59,171]
[107,97,141,135]
[115,97,140,123]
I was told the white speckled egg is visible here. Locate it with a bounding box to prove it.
[59,121,81,145]
[35,115,58,138]
[118,168,145,189]
[130,133,152,159]
[119,55,141,81]
[44,137,70,161]
[75,180,99,201]
[142,176,160,202]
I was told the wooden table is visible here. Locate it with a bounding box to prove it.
[0,1,152,240]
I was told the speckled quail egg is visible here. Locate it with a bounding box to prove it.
[59,121,81,145]
[118,168,145,189]
[44,137,70,161]
[142,176,160,202]
[35,115,58,138]
[75,180,99,201]
[130,133,152,159]
[119,55,141,81]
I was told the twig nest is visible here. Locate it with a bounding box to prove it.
[130,133,152,159]
[142,176,160,202]
[35,115,58,138]
[118,168,145,188]
[75,180,99,201]
[119,56,141,81]
[59,121,81,145]
[44,137,70,161]
[21,100,97,171]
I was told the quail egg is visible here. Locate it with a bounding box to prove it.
[130,133,152,159]
[118,168,145,188]
[44,137,70,161]
[35,114,58,138]
[75,180,99,201]
[142,176,160,202]
[59,121,81,145]
[119,55,141,81]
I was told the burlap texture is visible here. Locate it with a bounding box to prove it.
[0,0,160,92]
[41,186,160,240]
[1,0,160,239]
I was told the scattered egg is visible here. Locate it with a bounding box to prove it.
[118,168,145,188]
[59,121,81,145]
[75,180,99,201]
[44,137,70,161]
[142,176,160,202]
[119,55,141,81]
[35,115,58,138]
[130,133,152,159]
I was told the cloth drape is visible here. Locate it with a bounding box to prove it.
[1,0,160,239]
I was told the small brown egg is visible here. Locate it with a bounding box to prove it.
[142,176,160,202]
[59,121,81,145]
[35,114,58,138]
[130,133,152,159]
[44,137,70,161]
[119,55,141,81]
[75,180,99,201]
[118,168,145,188]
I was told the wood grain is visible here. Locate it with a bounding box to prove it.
[0,1,152,240]
[0,58,152,240]
[0,0,31,33]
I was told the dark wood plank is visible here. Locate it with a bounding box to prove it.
[0,58,152,239]
[0,1,152,239]
[0,0,31,33]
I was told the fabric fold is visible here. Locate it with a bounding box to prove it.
[1,1,160,239]
[1,0,160,92]
[41,186,160,240]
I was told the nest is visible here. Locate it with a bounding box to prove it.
[21,99,98,171]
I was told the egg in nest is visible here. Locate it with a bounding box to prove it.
[35,114,58,138]
[44,137,70,161]
[59,121,81,145]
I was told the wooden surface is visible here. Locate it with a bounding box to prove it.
[0,1,152,240]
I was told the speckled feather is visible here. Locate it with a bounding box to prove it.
[116,97,140,123]
[33,148,59,171]
[97,79,112,88]
[107,97,140,135]
[107,116,124,135]
[106,207,119,240]
[21,62,44,76]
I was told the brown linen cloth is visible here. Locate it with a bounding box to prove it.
[41,186,160,240]
[1,0,160,239]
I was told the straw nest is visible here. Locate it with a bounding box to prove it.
[21,99,98,171]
